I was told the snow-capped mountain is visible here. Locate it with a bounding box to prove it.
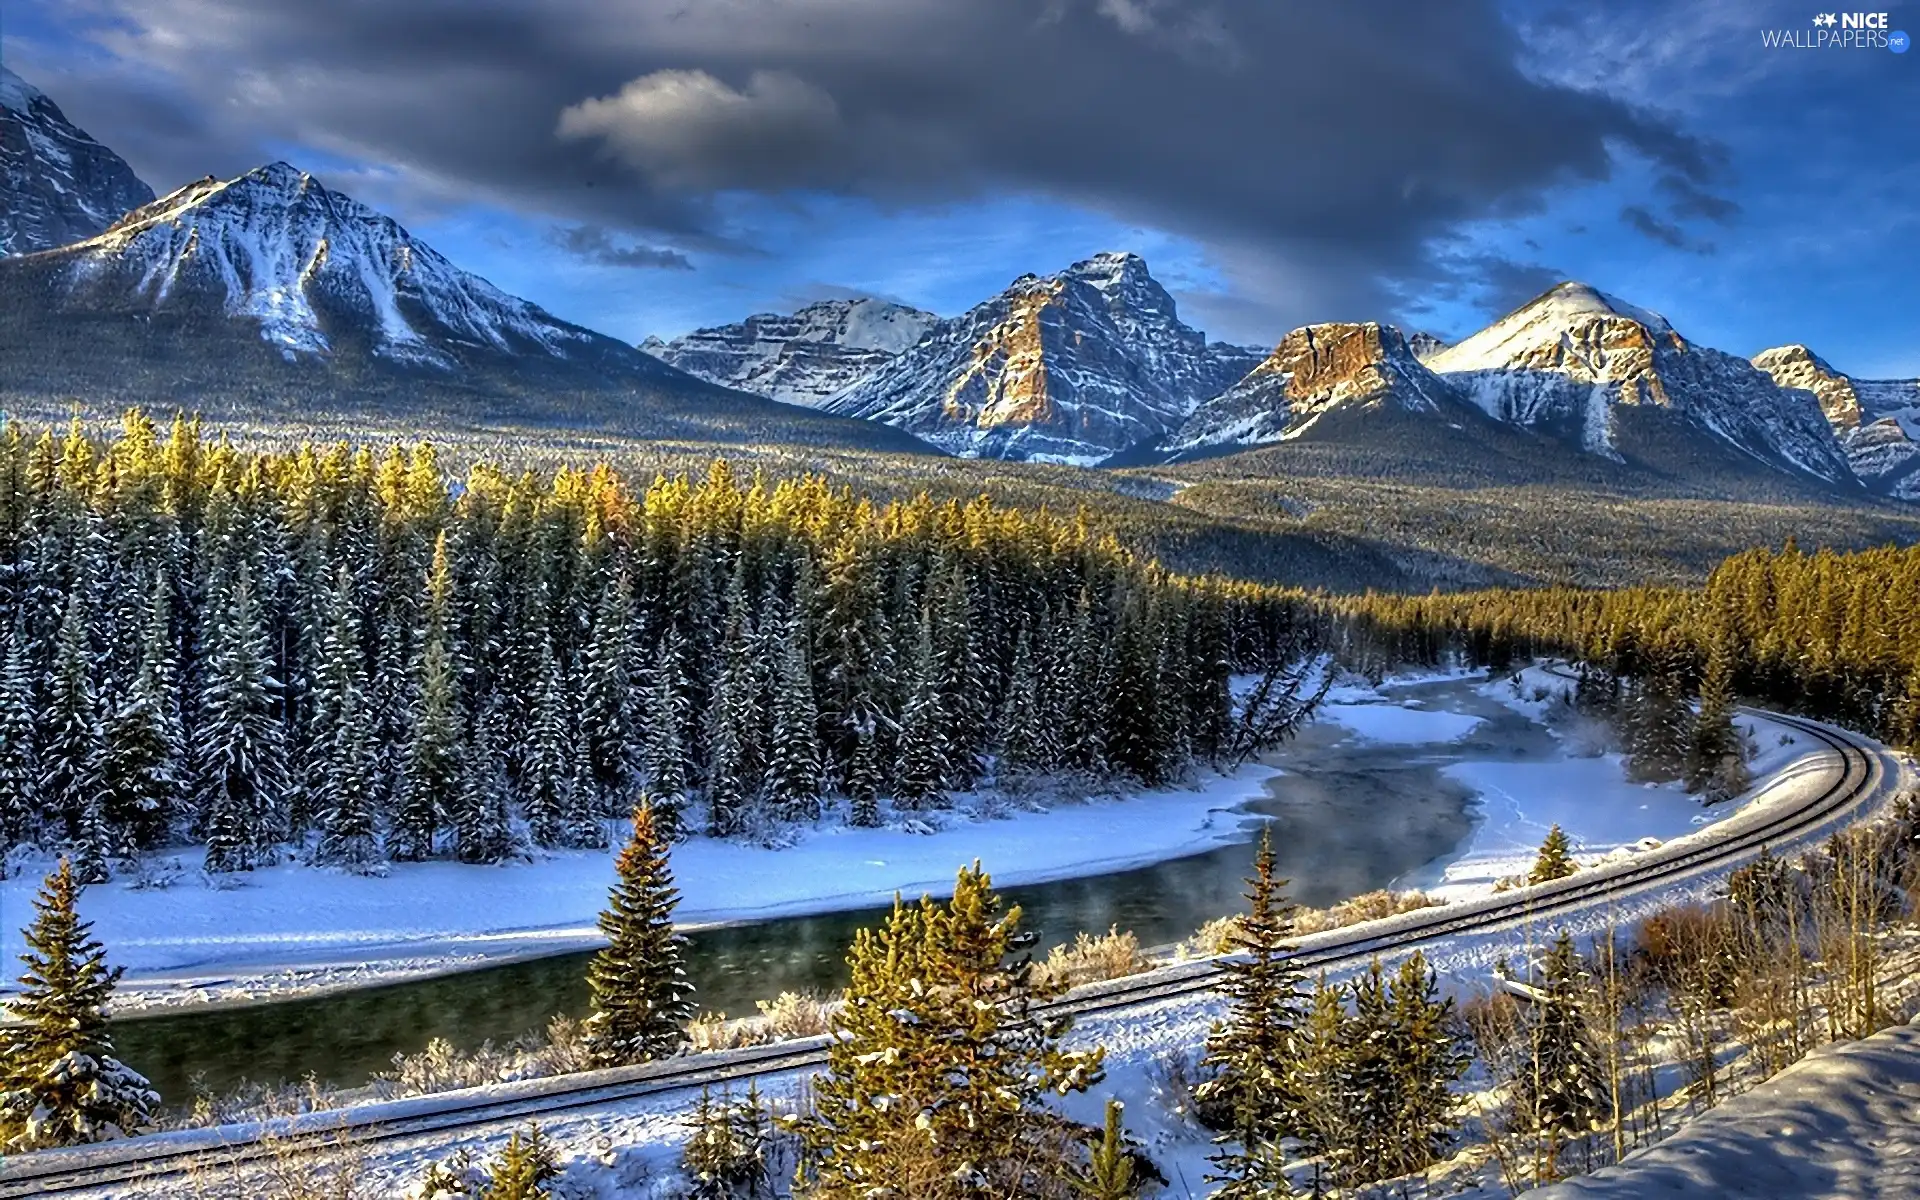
[1752,344,1920,500]
[826,252,1261,463]
[1,65,155,256]
[1406,331,1450,363]
[1168,322,1461,454]
[35,161,670,374]
[1427,283,1854,485]
[643,297,940,407]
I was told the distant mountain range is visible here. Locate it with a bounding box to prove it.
[1,67,1914,499]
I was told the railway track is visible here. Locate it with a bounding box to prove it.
[0,702,1888,1197]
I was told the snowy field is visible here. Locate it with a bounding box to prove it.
[1529,1013,1920,1199]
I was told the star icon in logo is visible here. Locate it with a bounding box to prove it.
[1813,12,1838,26]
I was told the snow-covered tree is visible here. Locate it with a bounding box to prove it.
[580,572,638,818]
[1528,824,1577,884]
[454,717,513,865]
[521,640,576,850]
[642,633,693,841]
[40,588,104,846]
[894,608,949,811]
[1513,932,1607,1136]
[585,802,695,1065]
[764,605,822,822]
[394,534,461,861]
[0,860,158,1151]
[198,561,287,873]
[0,622,41,849]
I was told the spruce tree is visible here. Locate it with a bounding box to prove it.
[581,573,638,818]
[1197,829,1305,1165]
[1070,1099,1144,1200]
[642,633,693,840]
[198,561,287,873]
[455,717,514,865]
[0,623,37,850]
[309,570,382,871]
[40,587,104,845]
[894,608,949,811]
[1384,951,1466,1177]
[1529,824,1577,884]
[521,640,576,849]
[585,802,696,1065]
[996,629,1056,781]
[1289,976,1353,1186]
[394,534,462,861]
[0,860,159,1151]
[845,721,883,829]
[101,653,179,855]
[1687,632,1747,802]
[764,605,822,822]
[1514,932,1607,1136]
[798,864,1103,1199]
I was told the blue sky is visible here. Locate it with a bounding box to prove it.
[5,0,1916,376]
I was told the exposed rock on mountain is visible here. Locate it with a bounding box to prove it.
[1,65,155,256]
[1753,344,1920,500]
[1407,331,1450,362]
[827,252,1260,464]
[1168,322,1461,454]
[643,297,939,407]
[1428,283,1854,485]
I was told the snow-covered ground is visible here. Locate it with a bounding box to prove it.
[0,765,1281,1012]
[1528,1013,1920,1199]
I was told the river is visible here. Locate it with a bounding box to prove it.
[114,677,1546,1105]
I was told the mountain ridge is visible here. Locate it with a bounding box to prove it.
[1,65,156,256]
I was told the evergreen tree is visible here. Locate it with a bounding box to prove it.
[40,587,104,845]
[1289,977,1353,1184]
[894,608,949,811]
[764,605,822,821]
[198,562,287,873]
[1623,654,1691,784]
[1069,1099,1144,1200]
[1529,824,1577,884]
[681,1084,775,1200]
[1513,932,1607,1136]
[798,863,1103,1199]
[1383,952,1467,1177]
[581,573,638,817]
[642,633,693,840]
[704,583,760,837]
[1197,830,1305,1163]
[845,721,882,829]
[585,802,696,1065]
[478,1125,558,1200]
[1687,631,1748,802]
[521,640,576,849]
[0,623,37,849]
[455,718,514,865]
[394,535,461,861]
[996,629,1056,781]
[0,860,158,1151]
[309,570,382,871]
[100,574,180,851]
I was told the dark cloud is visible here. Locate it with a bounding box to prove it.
[1657,172,1741,224]
[550,224,693,270]
[20,0,1728,335]
[1620,204,1713,254]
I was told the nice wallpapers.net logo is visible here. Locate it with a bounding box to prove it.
[1761,12,1910,50]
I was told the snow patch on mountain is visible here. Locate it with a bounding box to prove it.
[1429,283,1854,483]
[1,65,155,256]
[645,297,939,407]
[51,162,618,369]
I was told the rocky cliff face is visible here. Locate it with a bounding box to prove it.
[643,297,940,407]
[1752,344,1920,500]
[1169,322,1459,453]
[827,252,1257,463]
[1428,283,1854,484]
[1,66,155,256]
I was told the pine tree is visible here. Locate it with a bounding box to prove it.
[309,570,381,871]
[764,605,822,822]
[521,640,576,849]
[845,720,882,829]
[1289,977,1353,1186]
[894,608,949,811]
[585,802,696,1065]
[1514,932,1607,1136]
[101,628,180,854]
[394,535,462,861]
[996,629,1056,781]
[479,1124,558,1200]
[40,588,104,846]
[1624,654,1690,784]
[1529,824,1577,884]
[198,561,287,873]
[797,863,1103,1198]
[1069,1099,1144,1200]
[1384,951,1466,1177]
[456,717,514,864]
[681,1084,775,1200]
[1198,829,1305,1169]
[0,860,159,1151]
[581,573,638,818]
[704,582,760,837]
[0,623,37,849]
[1340,960,1400,1183]
[1687,631,1748,802]
[642,633,693,840]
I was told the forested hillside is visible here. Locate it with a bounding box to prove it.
[0,413,1307,876]
[1330,543,1920,751]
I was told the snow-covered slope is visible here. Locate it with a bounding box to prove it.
[1,65,155,256]
[1168,322,1462,454]
[1429,283,1854,484]
[1407,331,1450,363]
[37,161,660,372]
[826,252,1260,464]
[1752,344,1920,501]
[643,297,939,407]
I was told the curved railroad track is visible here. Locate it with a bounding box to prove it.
[0,698,1890,1197]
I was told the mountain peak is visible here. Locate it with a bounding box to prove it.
[2,65,155,255]
[646,296,940,407]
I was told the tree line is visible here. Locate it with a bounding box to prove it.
[1323,541,1920,753]
[0,412,1310,876]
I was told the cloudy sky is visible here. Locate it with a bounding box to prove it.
[6,0,1916,375]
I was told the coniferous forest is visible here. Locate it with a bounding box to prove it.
[0,412,1310,876]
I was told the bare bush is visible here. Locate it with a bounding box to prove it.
[1032,927,1148,991]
